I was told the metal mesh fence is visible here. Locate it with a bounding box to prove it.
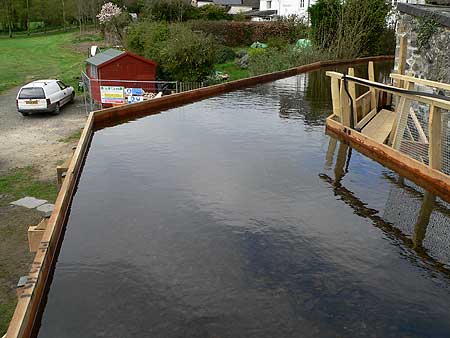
[80,72,205,114]
[397,83,450,176]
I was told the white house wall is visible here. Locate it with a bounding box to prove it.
[259,0,316,18]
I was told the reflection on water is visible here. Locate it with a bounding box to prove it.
[37,62,450,338]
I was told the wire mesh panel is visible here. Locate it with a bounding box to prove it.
[397,83,450,176]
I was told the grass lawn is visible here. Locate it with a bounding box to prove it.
[0,31,86,93]
[214,61,250,82]
[0,167,58,335]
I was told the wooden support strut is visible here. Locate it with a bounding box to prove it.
[390,81,415,148]
[429,105,442,170]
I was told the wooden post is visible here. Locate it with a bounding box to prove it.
[348,68,358,127]
[396,35,407,88]
[334,141,349,185]
[390,81,415,148]
[331,77,341,120]
[325,137,338,168]
[340,80,352,127]
[368,62,377,110]
[412,192,435,249]
[429,104,442,170]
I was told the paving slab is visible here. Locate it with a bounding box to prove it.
[10,197,47,209]
[36,203,55,217]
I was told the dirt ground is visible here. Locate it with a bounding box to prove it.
[0,86,87,180]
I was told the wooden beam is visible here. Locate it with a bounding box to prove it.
[348,68,358,127]
[340,80,352,127]
[390,73,450,92]
[391,81,415,149]
[396,35,407,88]
[326,116,450,204]
[368,61,377,110]
[325,137,338,168]
[429,105,442,170]
[331,77,341,119]
[356,108,377,130]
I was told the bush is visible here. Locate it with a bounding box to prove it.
[215,45,236,64]
[192,4,232,21]
[308,0,392,58]
[139,0,196,22]
[190,20,308,47]
[126,22,217,81]
[248,47,329,76]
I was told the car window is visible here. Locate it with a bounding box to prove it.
[57,81,66,90]
[19,88,45,99]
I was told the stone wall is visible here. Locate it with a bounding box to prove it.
[394,9,450,83]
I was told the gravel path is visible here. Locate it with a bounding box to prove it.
[0,87,87,181]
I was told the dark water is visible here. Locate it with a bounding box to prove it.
[37,63,450,338]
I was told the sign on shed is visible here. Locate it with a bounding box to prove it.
[100,86,125,104]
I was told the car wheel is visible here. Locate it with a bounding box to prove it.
[70,92,75,103]
[52,103,60,115]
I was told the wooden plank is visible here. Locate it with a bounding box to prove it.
[356,108,377,130]
[410,110,428,143]
[348,68,358,127]
[331,77,341,119]
[396,35,407,88]
[326,116,450,204]
[390,81,415,148]
[429,105,442,170]
[361,109,396,143]
[368,61,377,110]
[390,73,450,92]
[340,80,352,127]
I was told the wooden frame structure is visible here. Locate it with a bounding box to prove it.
[4,55,393,338]
[325,63,450,204]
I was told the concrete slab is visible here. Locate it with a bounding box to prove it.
[36,203,55,217]
[11,197,47,209]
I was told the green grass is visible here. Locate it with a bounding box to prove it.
[58,129,82,143]
[0,31,86,93]
[0,167,58,202]
[214,61,250,82]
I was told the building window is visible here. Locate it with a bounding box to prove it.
[300,0,305,7]
[267,0,271,8]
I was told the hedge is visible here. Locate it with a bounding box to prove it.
[189,20,308,47]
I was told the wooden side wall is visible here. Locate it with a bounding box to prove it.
[5,55,394,338]
[326,117,450,203]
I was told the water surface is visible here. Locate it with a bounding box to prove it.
[37,63,450,338]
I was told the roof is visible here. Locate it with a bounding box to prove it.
[244,9,277,17]
[398,3,450,28]
[23,80,58,88]
[85,48,157,70]
[242,0,259,9]
[86,48,125,67]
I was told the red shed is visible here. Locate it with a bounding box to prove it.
[86,48,157,104]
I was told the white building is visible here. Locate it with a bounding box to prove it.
[256,0,425,19]
[258,0,316,18]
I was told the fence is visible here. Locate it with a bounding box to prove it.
[389,74,450,177]
[80,72,205,113]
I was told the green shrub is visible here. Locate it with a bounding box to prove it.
[192,4,232,21]
[248,47,329,76]
[139,0,196,22]
[126,22,217,81]
[215,45,236,64]
[267,36,290,51]
[308,0,392,58]
[190,20,308,47]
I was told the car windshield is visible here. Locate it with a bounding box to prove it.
[19,87,45,99]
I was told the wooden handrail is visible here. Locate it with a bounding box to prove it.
[326,71,450,110]
[390,73,450,92]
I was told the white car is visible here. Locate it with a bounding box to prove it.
[16,80,75,116]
